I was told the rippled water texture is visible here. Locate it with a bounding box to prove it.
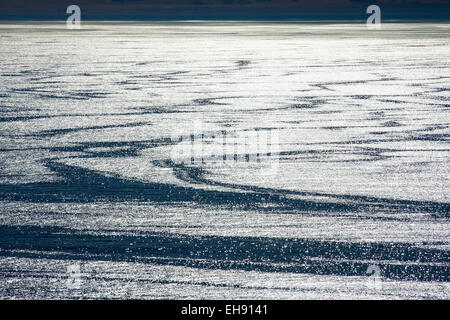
[0,21,449,299]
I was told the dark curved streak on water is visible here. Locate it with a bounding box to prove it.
[0,158,448,283]
[0,225,448,282]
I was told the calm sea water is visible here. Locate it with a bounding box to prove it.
[0,21,449,299]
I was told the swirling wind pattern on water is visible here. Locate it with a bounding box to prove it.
[0,21,449,299]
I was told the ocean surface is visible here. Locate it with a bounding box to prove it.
[0,21,449,299]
